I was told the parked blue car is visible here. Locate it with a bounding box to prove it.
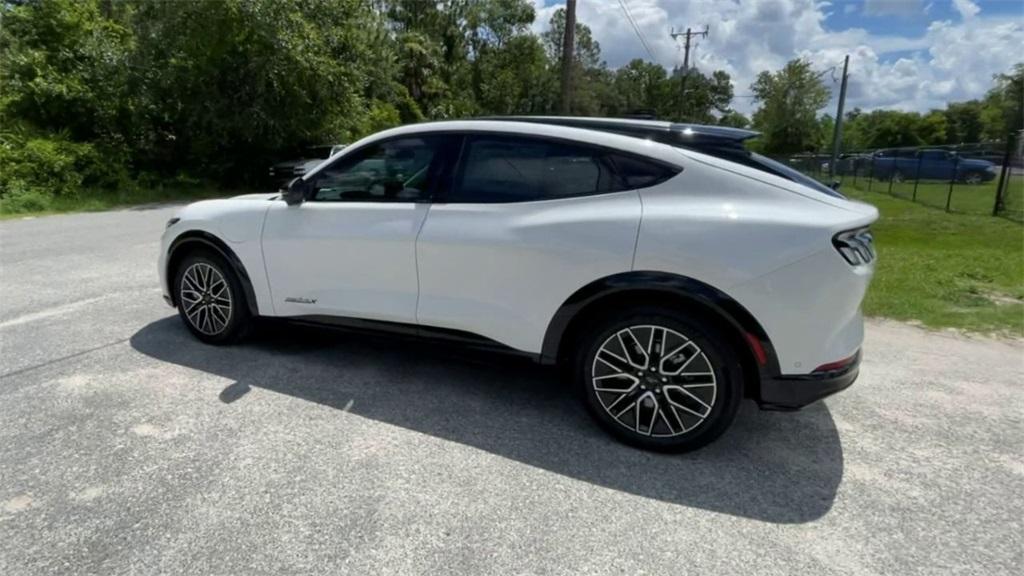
[871,149,997,184]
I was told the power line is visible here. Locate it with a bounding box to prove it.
[617,0,656,61]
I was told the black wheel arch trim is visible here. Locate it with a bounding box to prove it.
[166,231,259,316]
[540,271,782,378]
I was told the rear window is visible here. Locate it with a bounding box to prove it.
[746,153,846,199]
[675,143,845,199]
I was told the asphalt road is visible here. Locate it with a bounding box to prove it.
[1,205,1022,575]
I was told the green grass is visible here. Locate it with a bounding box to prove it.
[843,185,1024,336]
[837,173,1024,220]
[0,186,241,220]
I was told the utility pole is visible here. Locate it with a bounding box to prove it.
[829,54,850,181]
[670,26,708,120]
[670,26,708,72]
[560,0,577,115]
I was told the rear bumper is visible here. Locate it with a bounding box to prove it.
[758,350,860,411]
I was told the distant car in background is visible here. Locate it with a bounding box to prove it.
[871,149,996,184]
[824,153,873,176]
[269,144,347,186]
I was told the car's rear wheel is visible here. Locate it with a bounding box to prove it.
[574,307,743,452]
[173,250,252,344]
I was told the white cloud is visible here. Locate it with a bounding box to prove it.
[863,0,926,17]
[951,0,981,20]
[529,0,1023,115]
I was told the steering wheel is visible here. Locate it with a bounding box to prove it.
[367,178,402,199]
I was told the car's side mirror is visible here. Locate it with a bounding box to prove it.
[830,180,841,191]
[282,177,309,206]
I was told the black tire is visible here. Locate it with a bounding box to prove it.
[573,307,743,452]
[173,249,253,344]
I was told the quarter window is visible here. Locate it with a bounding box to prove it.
[451,136,612,203]
[309,136,443,202]
[607,153,680,190]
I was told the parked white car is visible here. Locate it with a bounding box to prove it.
[159,117,877,451]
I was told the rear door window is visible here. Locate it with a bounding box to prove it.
[449,136,612,203]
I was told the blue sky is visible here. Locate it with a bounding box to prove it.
[530,0,1023,114]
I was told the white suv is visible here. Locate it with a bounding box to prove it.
[159,117,877,451]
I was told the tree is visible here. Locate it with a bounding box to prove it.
[944,101,984,144]
[918,111,948,145]
[858,110,924,149]
[126,0,386,180]
[541,7,607,115]
[749,59,830,153]
[0,0,134,143]
[610,59,669,116]
[981,63,1023,141]
[718,110,750,128]
[475,34,554,114]
[668,69,734,123]
[818,114,835,151]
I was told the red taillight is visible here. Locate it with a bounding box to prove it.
[813,353,858,373]
[744,333,767,366]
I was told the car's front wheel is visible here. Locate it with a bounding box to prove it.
[961,171,984,185]
[173,250,253,344]
[575,307,743,452]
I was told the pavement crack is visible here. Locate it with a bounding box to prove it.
[0,338,130,381]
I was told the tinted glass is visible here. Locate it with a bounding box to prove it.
[746,153,846,198]
[608,154,679,190]
[452,136,610,202]
[310,137,441,202]
[921,150,947,160]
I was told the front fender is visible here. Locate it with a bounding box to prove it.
[165,231,261,316]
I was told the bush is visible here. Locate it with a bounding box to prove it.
[0,180,53,214]
[0,130,129,201]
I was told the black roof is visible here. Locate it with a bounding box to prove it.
[476,116,846,198]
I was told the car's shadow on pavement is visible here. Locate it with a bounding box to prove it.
[131,317,845,524]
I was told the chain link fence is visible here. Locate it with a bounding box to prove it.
[775,135,1024,222]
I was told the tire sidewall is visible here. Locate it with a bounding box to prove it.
[574,308,743,452]
[173,251,251,344]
